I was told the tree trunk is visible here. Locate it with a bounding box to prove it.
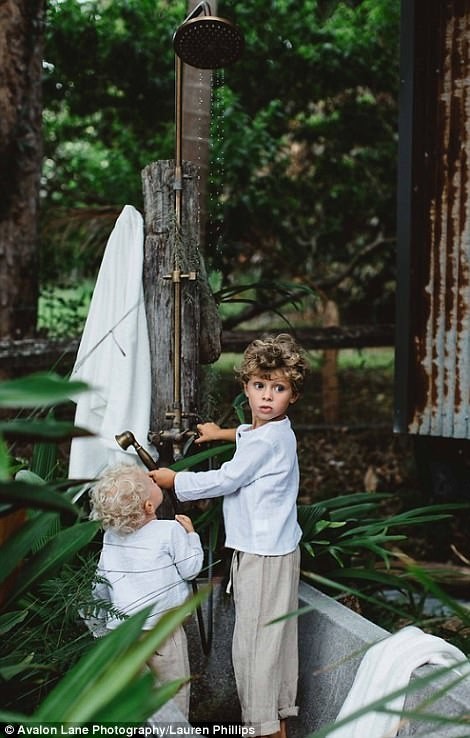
[0,0,44,338]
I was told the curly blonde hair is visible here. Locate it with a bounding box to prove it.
[89,464,150,534]
[236,333,308,396]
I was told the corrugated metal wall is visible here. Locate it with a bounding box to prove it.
[395,0,470,439]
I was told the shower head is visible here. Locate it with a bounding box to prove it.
[115,430,159,470]
[115,430,136,451]
[173,2,244,69]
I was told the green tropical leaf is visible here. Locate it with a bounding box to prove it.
[0,609,29,635]
[0,419,92,441]
[0,480,80,516]
[298,504,328,539]
[407,565,470,625]
[328,566,416,592]
[0,511,59,585]
[319,492,392,511]
[0,436,10,480]
[329,502,382,521]
[171,443,234,471]
[15,469,46,485]
[91,673,186,722]
[35,587,208,721]
[0,653,35,680]
[300,570,429,621]
[233,392,247,423]
[342,506,463,537]
[0,373,88,408]
[4,520,100,606]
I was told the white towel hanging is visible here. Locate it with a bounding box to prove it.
[68,205,152,479]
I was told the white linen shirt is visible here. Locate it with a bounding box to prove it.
[93,519,203,630]
[175,417,302,555]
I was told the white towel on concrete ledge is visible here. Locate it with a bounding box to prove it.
[68,205,152,479]
[331,625,470,738]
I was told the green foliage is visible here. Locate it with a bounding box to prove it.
[0,372,205,720]
[298,492,470,644]
[0,373,87,409]
[3,521,100,608]
[38,282,94,338]
[32,588,208,722]
[1,371,469,728]
[42,0,400,325]
[209,0,400,322]
[43,0,180,201]
[0,480,80,519]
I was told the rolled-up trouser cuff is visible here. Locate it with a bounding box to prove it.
[249,720,279,736]
[279,706,299,719]
[248,709,298,736]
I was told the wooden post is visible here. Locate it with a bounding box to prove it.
[321,298,340,424]
[142,159,200,465]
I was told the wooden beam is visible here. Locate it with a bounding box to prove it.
[0,324,395,377]
[221,325,395,352]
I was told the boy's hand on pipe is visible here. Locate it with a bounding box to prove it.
[195,422,237,444]
[149,468,176,489]
[194,422,222,444]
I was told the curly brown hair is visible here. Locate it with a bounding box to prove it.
[236,333,308,396]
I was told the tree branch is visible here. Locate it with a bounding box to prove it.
[222,234,395,330]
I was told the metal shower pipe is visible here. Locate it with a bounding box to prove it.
[163,2,243,459]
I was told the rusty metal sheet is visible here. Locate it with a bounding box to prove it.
[398,0,470,439]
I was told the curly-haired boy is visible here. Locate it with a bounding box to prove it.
[150,334,308,737]
[89,463,203,717]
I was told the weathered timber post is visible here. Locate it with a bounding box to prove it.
[142,159,201,466]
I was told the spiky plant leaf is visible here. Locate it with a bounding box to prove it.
[0,511,59,585]
[4,520,100,606]
[91,672,186,722]
[35,587,208,721]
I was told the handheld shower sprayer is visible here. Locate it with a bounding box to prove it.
[115,430,179,515]
[114,430,159,471]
